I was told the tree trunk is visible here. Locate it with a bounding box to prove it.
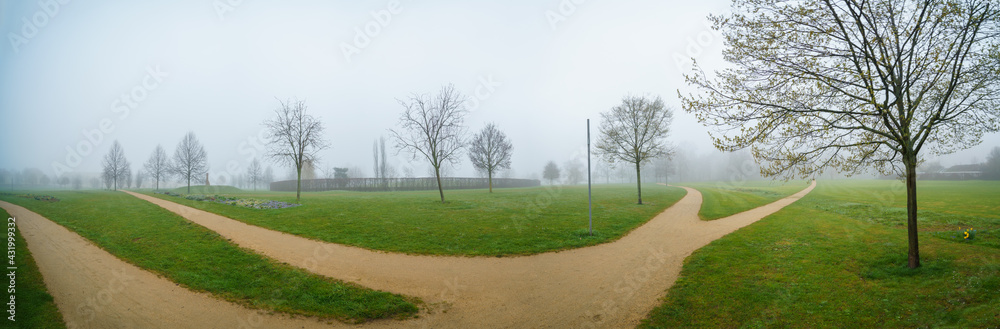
[905,158,920,268]
[635,161,643,205]
[435,166,445,203]
[488,170,493,193]
[296,166,302,202]
[187,176,191,194]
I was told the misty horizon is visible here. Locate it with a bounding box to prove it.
[2,0,998,187]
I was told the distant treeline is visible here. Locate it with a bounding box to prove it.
[269,177,541,192]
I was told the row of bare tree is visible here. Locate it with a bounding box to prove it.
[101,132,209,193]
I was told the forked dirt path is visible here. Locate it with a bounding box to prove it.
[118,180,815,328]
[1,200,340,329]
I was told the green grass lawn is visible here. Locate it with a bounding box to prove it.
[679,180,810,220]
[3,207,67,329]
[140,184,687,256]
[0,191,417,323]
[641,180,1000,328]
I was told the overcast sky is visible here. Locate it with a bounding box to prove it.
[2,0,998,182]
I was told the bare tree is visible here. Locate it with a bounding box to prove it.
[263,166,274,189]
[596,95,674,204]
[57,175,70,188]
[72,175,82,190]
[247,158,262,191]
[172,132,208,194]
[123,165,133,189]
[144,144,171,190]
[263,98,329,202]
[135,170,145,189]
[101,140,130,190]
[373,136,391,190]
[543,161,560,185]
[468,123,513,192]
[681,0,1000,268]
[390,84,468,202]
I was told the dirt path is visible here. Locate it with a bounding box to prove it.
[1,200,353,329]
[117,180,815,328]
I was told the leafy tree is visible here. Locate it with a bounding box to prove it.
[468,123,513,192]
[391,84,468,202]
[681,0,1000,268]
[263,98,329,202]
[543,161,560,185]
[596,95,674,204]
[563,159,584,185]
[986,146,1000,179]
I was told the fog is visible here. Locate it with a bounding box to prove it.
[2,0,998,188]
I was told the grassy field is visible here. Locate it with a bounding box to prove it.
[168,185,245,194]
[140,184,687,256]
[642,180,1000,328]
[679,180,810,220]
[3,207,67,329]
[0,191,417,322]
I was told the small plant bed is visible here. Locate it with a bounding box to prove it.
[155,191,300,209]
[0,192,59,202]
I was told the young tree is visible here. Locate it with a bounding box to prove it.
[144,144,171,190]
[390,84,468,203]
[468,123,513,192]
[247,158,262,191]
[543,161,561,185]
[135,170,145,189]
[101,140,130,190]
[72,175,82,190]
[680,0,1000,268]
[172,132,208,194]
[563,159,584,185]
[123,165,133,189]
[263,165,275,191]
[596,95,674,204]
[373,136,392,186]
[263,98,329,202]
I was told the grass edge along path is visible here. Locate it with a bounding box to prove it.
[640,181,1000,328]
[139,184,688,256]
[3,207,68,329]
[682,181,810,220]
[0,191,418,323]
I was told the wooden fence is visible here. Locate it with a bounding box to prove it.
[269,177,541,192]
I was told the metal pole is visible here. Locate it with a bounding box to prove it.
[587,119,593,236]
